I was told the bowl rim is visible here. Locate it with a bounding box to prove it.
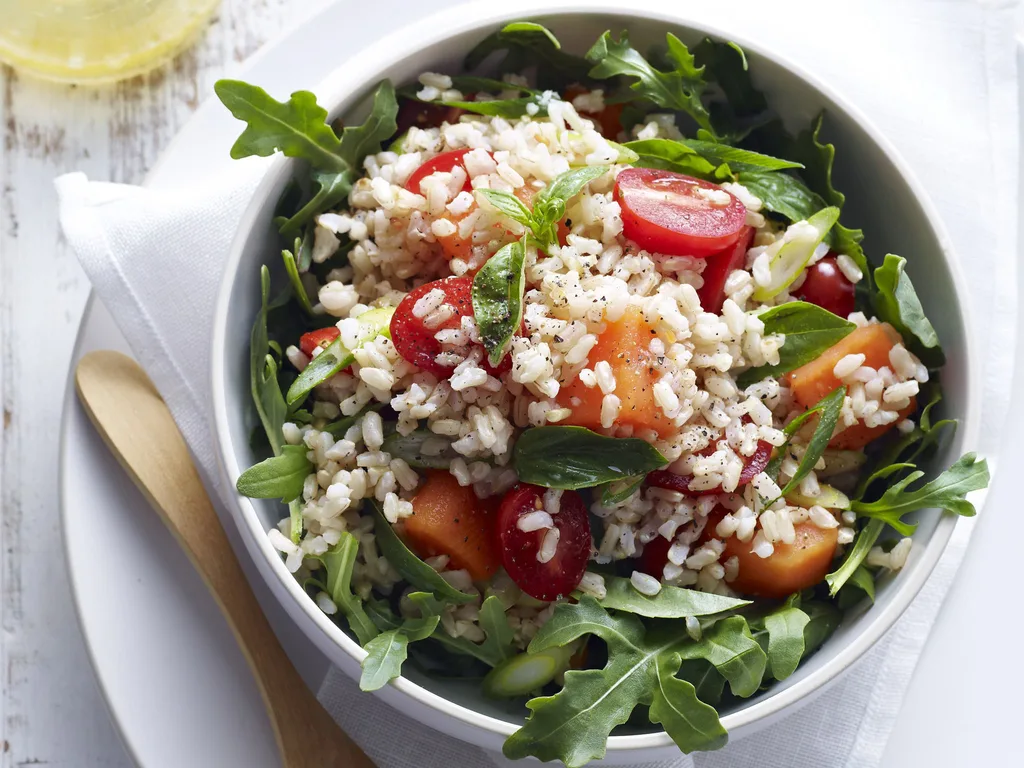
[210,0,982,753]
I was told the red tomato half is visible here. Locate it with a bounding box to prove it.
[646,439,773,496]
[497,484,592,601]
[299,327,340,358]
[614,168,747,257]
[390,276,511,377]
[794,254,856,318]
[405,149,475,196]
[698,226,754,314]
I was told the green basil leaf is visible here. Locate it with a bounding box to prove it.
[776,386,846,499]
[624,138,718,179]
[359,615,440,691]
[381,427,457,469]
[586,31,714,137]
[680,139,801,172]
[873,254,944,366]
[531,165,609,248]
[763,600,810,681]
[594,576,750,618]
[649,652,729,753]
[736,170,825,225]
[476,189,535,230]
[251,266,290,454]
[513,426,667,490]
[472,239,527,367]
[370,503,475,604]
[286,306,394,405]
[235,443,311,501]
[316,532,378,645]
[737,301,855,386]
[851,453,989,536]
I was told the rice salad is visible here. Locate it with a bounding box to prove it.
[216,23,989,766]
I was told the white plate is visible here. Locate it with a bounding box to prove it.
[59,3,1020,767]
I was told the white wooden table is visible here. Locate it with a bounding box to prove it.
[0,2,1020,766]
[0,2,309,763]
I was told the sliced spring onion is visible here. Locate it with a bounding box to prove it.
[482,645,574,698]
[751,206,839,302]
[786,482,851,511]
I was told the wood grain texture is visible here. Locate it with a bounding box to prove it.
[0,2,315,764]
[75,351,375,768]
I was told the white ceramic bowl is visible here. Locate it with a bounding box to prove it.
[211,1,980,762]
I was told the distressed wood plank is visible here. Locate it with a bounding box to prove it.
[0,1,306,764]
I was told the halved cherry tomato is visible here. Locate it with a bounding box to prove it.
[636,533,672,579]
[698,225,754,314]
[794,254,855,318]
[497,484,592,601]
[614,168,747,257]
[405,148,475,196]
[563,85,624,139]
[646,439,773,496]
[298,327,340,358]
[390,276,511,377]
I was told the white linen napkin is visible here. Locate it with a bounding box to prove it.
[55,0,1018,766]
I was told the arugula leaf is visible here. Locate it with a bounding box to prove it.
[286,306,394,405]
[648,652,729,754]
[472,239,527,367]
[587,31,713,137]
[251,267,290,454]
[692,38,769,140]
[214,80,345,170]
[738,301,855,386]
[838,565,877,607]
[322,401,386,439]
[380,427,457,469]
[314,532,378,645]
[408,592,513,667]
[504,598,745,765]
[776,386,846,499]
[801,600,842,653]
[370,504,475,604]
[594,576,750,619]
[851,453,989,536]
[676,659,726,707]
[279,169,353,237]
[873,254,944,366]
[625,138,718,178]
[763,599,810,681]
[336,80,399,167]
[826,518,885,596]
[674,616,767,698]
[281,246,314,316]
[235,443,311,501]
[513,426,667,490]
[359,615,439,691]
[464,22,592,89]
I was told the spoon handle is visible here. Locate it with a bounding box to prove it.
[75,350,375,768]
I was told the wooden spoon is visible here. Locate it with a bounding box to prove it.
[75,349,376,768]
